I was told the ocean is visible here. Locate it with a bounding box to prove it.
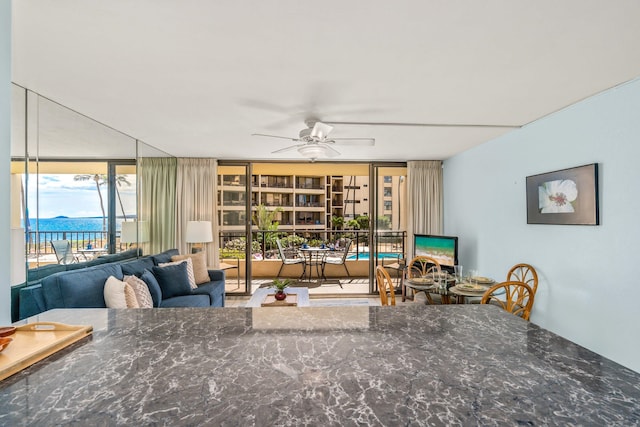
[23,217,128,243]
[24,217,124,232]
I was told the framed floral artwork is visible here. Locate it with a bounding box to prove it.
[526,163,599,225]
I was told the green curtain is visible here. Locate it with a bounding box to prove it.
[139,157,177,254]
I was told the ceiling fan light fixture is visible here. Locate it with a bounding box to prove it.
[297,144,329,160]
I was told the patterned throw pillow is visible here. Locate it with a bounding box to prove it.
[171,252,210,285]
[159,258,197,289]
[124,275,154,308]
[104,276,139,308]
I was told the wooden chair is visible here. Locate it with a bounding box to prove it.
[376,266,396,306]
[382,256,406,291]
[480,281,534,321]
[507,263,539,295]
[404,256,441,304]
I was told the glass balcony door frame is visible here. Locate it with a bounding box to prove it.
[370,163,407,294]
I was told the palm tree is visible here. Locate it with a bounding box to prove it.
[114,175,132,220]
[74,174,107,231]
[74,174,133,231]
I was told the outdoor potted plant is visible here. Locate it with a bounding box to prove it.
[271,278,292,300]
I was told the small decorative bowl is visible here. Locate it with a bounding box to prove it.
[0,326,16,338]
[0,336,13,352]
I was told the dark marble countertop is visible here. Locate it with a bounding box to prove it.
[1,305,639,426]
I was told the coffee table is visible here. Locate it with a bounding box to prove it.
[246,287,310,307]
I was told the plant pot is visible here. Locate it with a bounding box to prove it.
[274,291,287,301]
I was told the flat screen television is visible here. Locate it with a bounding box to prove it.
[413,234,459,273]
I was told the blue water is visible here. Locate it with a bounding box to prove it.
[347,252,402,261]
[24,217,118,232]
[22,217,126,243]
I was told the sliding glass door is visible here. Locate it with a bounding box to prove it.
[218,163,252,294]
[370,163,407,293]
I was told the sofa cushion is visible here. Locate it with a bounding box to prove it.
[96,248,142,263]
[26,264,67,282]
[159,258,196,289]
[41,263,124,309]
[171,252,209,285]
[193,280,226,308]
[124,275,154,308]
[152,263,192,299]
[121,257,155,277]
[160,294,210,308]
[151,249,180,265]
[141,269,162,308]
[104,276,139,308]
[18,283,47,320]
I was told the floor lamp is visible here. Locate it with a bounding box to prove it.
[185,221,213,253]
[120,221,149,249]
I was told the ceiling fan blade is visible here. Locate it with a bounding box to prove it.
[331,138,375,146]
[272,144,305,154]
[252,133,300,142]
[310,121,334,139]
[323,121,520,129]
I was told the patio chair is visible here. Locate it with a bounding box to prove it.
[51,239,79,265]
[275,238,306,278]
[321,238,352,287]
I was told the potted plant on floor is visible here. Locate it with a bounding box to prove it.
[271,278,292,301]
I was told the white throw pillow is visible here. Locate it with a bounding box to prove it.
[124,275,154,308]
[104,276,139,308]
[159,258,197,289]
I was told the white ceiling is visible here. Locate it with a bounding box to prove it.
[11,1,640,161]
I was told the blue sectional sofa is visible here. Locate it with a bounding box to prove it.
[17,249,225,320]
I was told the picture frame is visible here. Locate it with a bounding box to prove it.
[526,163,599,225]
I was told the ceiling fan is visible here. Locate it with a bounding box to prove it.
[252,119,375,161]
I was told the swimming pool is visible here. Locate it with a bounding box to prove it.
[347,252,402,261]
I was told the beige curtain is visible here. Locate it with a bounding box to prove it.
[407,160,443,258]
[175,158,219,267]
[139,157,177,255]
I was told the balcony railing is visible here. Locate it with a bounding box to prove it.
[24,230,129,256]
[219,229,406,263]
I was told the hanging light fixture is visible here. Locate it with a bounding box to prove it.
[297,143,340,161]
[297,144,328,161]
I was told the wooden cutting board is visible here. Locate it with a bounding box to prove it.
[0,322,93,381]
[261,294,298,307]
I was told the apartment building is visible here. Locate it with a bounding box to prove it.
[218,169,406,232]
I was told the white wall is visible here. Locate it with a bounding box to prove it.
[0,2,11,324]
[443,77,640,373]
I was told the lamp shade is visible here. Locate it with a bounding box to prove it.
[185,221,213,244]
[120,221,149,243]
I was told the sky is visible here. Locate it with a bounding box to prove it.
[26,174,137,218]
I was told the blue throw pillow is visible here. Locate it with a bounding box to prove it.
[152,263,192,299]
[141,269,163,308]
